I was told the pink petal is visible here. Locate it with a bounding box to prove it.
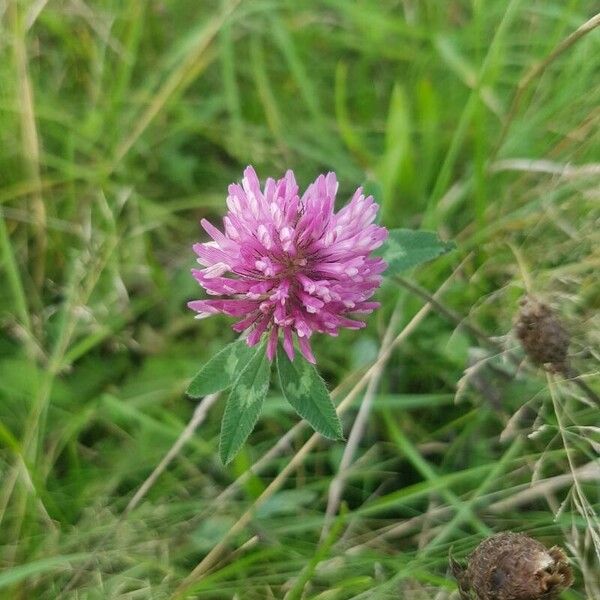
[283,327,295,361]
[267,327,278,361]
[188,299,259,317]
[298,335,316,364]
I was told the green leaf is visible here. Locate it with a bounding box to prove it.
[380,228,455,275]
[219,345,271,465]
[187,338,257,398]
[276,347,343,440]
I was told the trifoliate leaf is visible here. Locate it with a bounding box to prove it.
[380,228,455,275]
[276,347,343,440]
[219,345,271,465]
[187,339,257,398]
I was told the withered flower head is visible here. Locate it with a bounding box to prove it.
[514,296,570,373]
[451,532,573,600]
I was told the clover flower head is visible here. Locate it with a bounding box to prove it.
[189,166,387,363]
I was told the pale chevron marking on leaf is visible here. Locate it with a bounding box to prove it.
[225,347,241,378]
[187,339,255,398]
[276,347,342,440]
[219,343,271,464]
[285,367,312,399]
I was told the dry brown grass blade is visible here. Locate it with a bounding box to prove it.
[490,159,600,178]
[10,2,46,289]
[343,461,599,557]
[125,392,221,514]
[320,301,403,541]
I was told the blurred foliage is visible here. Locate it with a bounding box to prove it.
[0,0,599,598]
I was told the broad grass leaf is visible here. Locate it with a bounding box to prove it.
[256,489,317,519]
[276,347,343,440]
[0,554,89,589]
[187,339,257,398]
[191,515,236,552]
[219,345,271,465]
[381,228,455,275]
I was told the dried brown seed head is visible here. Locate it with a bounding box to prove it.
[514,297,570,373]
[452,532,573,600]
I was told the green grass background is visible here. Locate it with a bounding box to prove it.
[1,0,599,598]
